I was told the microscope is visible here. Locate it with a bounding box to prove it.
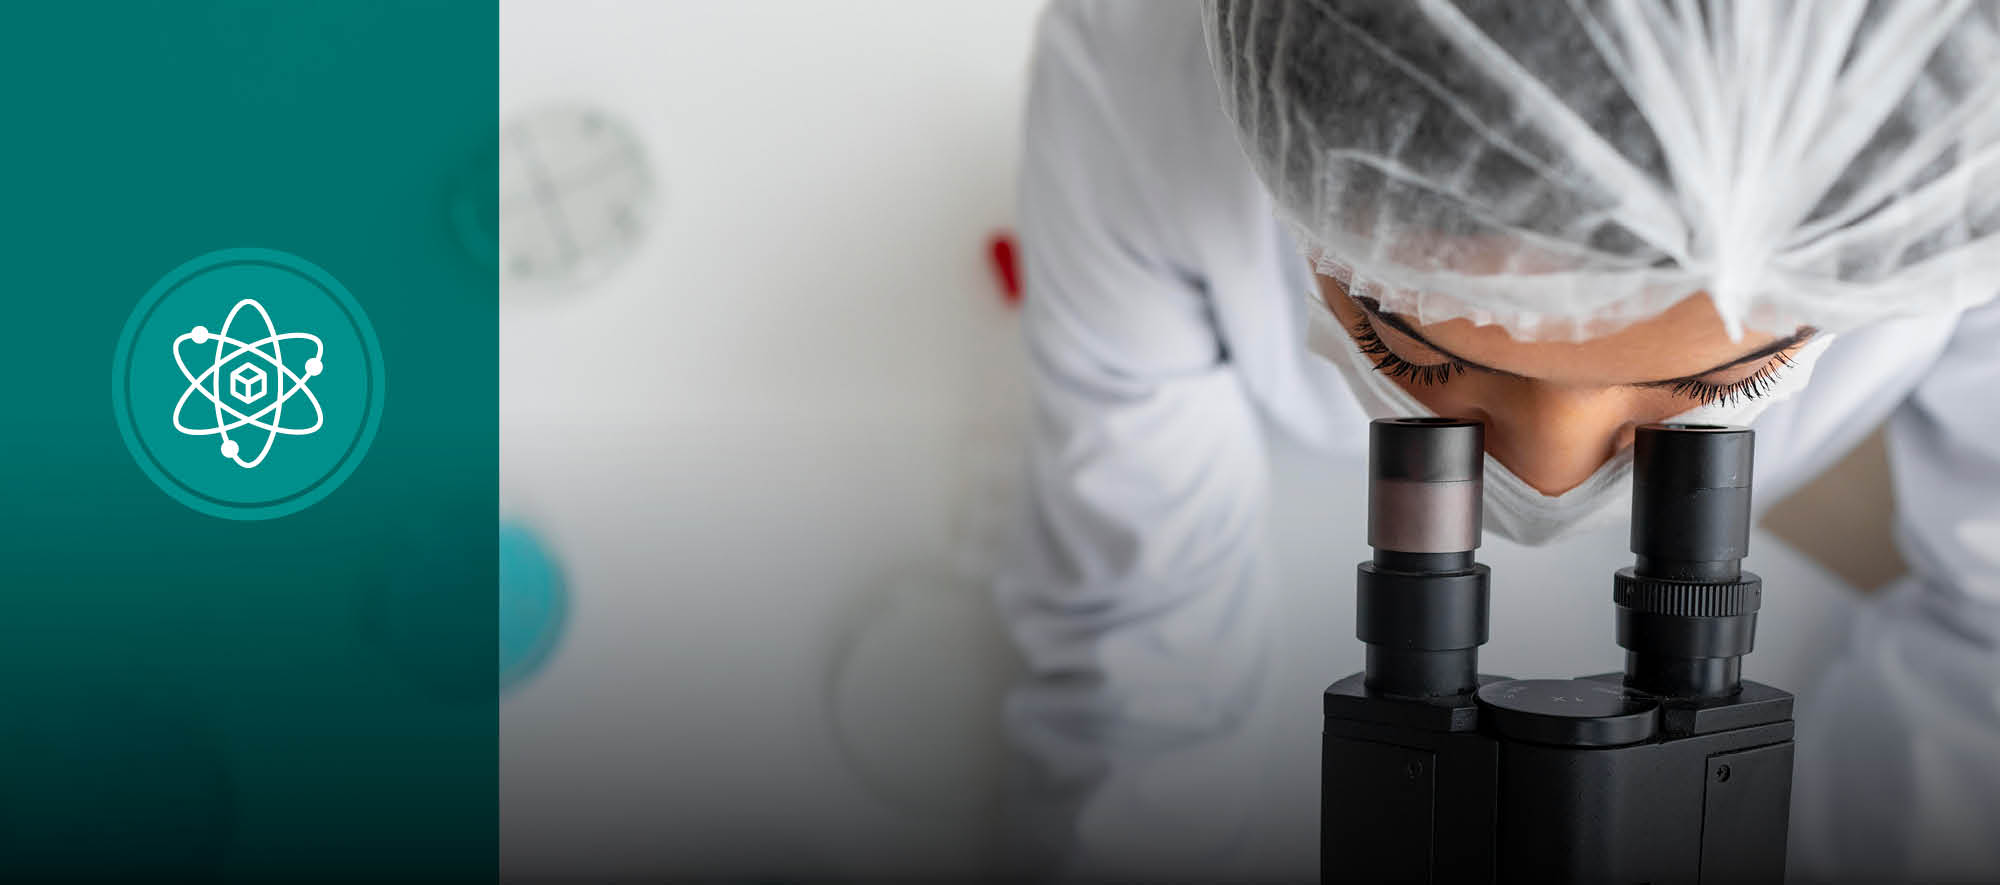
[1321,418,1793,883]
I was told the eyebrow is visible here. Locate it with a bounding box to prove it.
[1355,298,1815,386]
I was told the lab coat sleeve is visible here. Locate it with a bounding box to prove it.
[1791,293,2000,881]
[993,2,1277,878]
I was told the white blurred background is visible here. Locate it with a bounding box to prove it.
[498,2,1875,880]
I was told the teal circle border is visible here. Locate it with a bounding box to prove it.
[111,248,385,520]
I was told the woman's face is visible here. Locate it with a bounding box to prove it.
[1314,275,1816,496]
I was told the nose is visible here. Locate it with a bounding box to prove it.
[1472,387,1638,496]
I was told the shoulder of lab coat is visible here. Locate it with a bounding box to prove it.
[1020,0,1364,454]
[997,6,1311,874]
[1004,0,1277,679]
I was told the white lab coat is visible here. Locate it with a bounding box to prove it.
[996,1,2000,880]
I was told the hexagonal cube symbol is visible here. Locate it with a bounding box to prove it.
[230,363,267,404]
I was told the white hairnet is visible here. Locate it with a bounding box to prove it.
[1204,0,2000,341]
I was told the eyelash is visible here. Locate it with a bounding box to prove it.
[1663,351,1796,407]
[1350,315,1799,406]
[1351,318,1465,387]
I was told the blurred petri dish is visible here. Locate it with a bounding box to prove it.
[464,103,657,297]
[500,520,567,692]
[826,572,1020,822]
[358,515,565,702]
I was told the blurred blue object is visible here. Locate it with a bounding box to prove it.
[500,521,567,692]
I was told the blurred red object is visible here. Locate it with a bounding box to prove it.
[988,232,1021,306]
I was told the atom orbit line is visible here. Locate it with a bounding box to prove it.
[172,297,325,469]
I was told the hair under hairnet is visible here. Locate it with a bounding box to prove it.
[1204,0,2000,341]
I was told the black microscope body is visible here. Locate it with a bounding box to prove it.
[1321,419,1793,883]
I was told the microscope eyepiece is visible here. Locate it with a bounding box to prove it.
[1617,423,1764,698]
[1630,422,1753,581]
[1367,418,1482,569]
[1357,418,1489,698]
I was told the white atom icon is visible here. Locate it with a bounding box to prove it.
[173,298,325,469]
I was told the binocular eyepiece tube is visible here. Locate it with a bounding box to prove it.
[1357,418,1490,698]
[1617,423,1763,698]
[1356,419,1765,701]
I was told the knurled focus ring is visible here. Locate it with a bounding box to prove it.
[1613,568,1762,617]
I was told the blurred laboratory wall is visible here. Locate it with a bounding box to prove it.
[1763,425,1905,591]
[499,1,1042,879]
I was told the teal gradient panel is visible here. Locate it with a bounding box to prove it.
[0,1,497,878]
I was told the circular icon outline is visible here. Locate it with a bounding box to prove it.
[112,248,384,520]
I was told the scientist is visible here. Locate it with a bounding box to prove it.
[997,1,2000,881]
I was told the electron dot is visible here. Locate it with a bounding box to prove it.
[305,357,322,377]
[220,439,239,459]
[191,326,209,344]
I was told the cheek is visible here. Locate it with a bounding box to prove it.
[1384,371,1505,420]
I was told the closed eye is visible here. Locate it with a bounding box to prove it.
[1646,350,1799,407]
[1346,304,1812,406]
[1350,315,1464,387]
